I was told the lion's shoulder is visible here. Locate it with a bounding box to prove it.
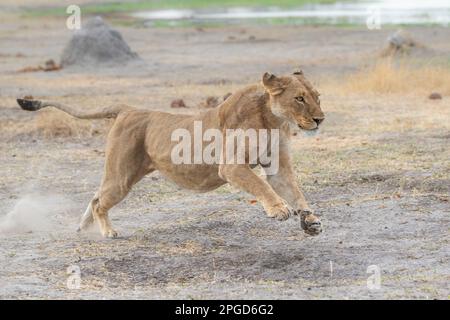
[218,84,268,128]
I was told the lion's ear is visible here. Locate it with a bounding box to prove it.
[262,72,284,96]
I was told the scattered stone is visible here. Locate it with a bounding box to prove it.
[171,99,187,108]
[248,35,256,41]
[201,96,219,108]
[0,52,25,58]
[429,92,442,100]
[18,66,40,73]
[43,59,61,71]
[381,29,422,57]
[60,16,140,68]
[201,78,231,85]
[223,92,232,101]
[18,59,61,73]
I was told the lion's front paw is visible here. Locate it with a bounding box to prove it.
[265,203,294,221]
[298,210,322,236]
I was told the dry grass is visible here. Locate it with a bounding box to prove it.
[155,240,203,255]
[333,58,450,95]
[35,109,110,138]
[0,109,111,140]
[294,60,450,198]
[3,61,449,141]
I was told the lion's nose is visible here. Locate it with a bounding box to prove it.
[313,118,324,126]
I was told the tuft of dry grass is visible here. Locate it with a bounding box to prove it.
[35,109,110,138]
[335,58,450,95]
[155,240,203,256]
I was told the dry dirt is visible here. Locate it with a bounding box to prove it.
[0,9,449,299]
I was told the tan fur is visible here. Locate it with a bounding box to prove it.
[20,71,325,238]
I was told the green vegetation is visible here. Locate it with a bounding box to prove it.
[23,0,361,28]
[143,18,358,29]
[25,0,341,17]
[254,16,358,27]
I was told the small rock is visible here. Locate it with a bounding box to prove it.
[388,30,416,49]
[381,29,422,56]
[428,92,442,100]
[18,59,61,73]
[201,78,231,85]
[201,96,219,108]
[171,99,187,108]
[43,59,61,71]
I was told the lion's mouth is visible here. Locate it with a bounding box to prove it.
[297,117,324,131]
[298,124,318,131]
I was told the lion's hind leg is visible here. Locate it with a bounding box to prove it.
[92,157,153,238]
[77,114,154,238]
[77,197,96,232]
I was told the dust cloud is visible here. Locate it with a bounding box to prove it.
[0,193,73,235]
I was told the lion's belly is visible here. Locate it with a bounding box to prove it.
[155,162,226,192]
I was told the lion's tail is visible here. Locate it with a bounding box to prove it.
[16,98,134,119]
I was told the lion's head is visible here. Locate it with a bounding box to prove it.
[262,70,324,131]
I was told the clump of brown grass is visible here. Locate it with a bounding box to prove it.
[35,109,109,138]
[337,59,450,95]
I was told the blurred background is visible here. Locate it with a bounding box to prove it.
[4,0,450,27]
[2,0,450,26]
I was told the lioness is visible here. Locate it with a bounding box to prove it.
[17,71,324,238]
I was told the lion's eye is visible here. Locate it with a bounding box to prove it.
[295,96,305,103]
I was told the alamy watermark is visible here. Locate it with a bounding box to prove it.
[66,5,81,30]
[171,121,280,175]
[367,265,381,290]
[66,264,81,289]
[366,6,381,30]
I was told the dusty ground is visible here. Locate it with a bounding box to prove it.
[0,7,449,299]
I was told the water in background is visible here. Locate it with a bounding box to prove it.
[132,0,450,26]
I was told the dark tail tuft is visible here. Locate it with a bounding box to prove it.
[17,99,42,111]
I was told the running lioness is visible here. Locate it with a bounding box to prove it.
[17,71,324,238]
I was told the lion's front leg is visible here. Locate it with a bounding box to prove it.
[219,164,294,221]
[264,151,322,235]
